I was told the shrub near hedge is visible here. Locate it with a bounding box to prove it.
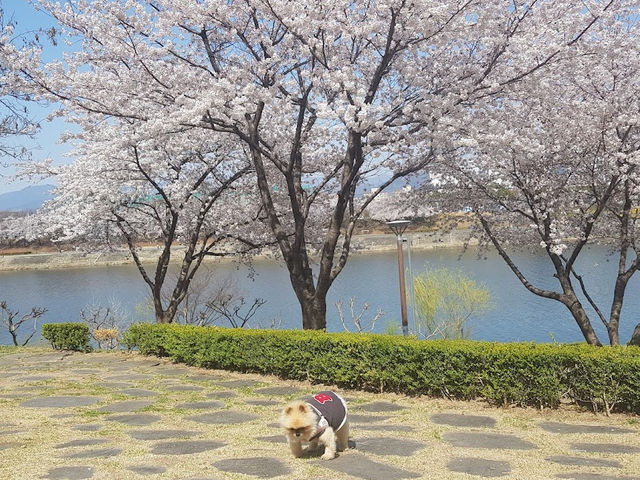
[42,323,92,352]
[122,323,640,414]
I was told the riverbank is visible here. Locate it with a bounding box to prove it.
[0,230,476,272]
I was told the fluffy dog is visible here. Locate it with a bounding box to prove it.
[279,390,349,460]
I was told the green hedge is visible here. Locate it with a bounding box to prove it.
[121,323,640,414]
[42,323,93,352]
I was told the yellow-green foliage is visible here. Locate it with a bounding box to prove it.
[122,323,640,414]
[93,328,119,350]
[413,267,492,339]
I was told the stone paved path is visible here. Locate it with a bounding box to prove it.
[1,349,639,479]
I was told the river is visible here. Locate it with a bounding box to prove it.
[1,245,637,345]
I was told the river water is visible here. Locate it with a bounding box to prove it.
[1,245,637,345]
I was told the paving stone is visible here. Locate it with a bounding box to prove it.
[155,379,185,386]
[129,429,201,441]
[254,386,303,396]
[556,474,640,480]
[126,465,167,475]
[186,374,224,382]
[206,391,237,399]
[540,422,634,434]
[165,384,204,392]
[14,385,44,392]
[70,369,100,375]
[571,443,640,454]
[348,414,391,423]
[55,438,110,449]
[178,478,220,480]
[213,457,290,478]
[356,424,415,432]
[546,456,622,468]
[96,400,153,413]
[176,401,224,410]
[246,399,278,407]
[431,413,497,428]
[17,353,61,363]
[443,432,537,450]
[447,457,511,477]
[64,448,122,459]
[105,374,152,381]
[257,435,286,443]
[317,452,420,479]
[101,382,133,389]
[187,411,259,425]
[127,359,162,368]
[356,401,406,413]
[356,437,427,456]
[152,367,192,376]
[73,424,102,432]
[20,375,55,382]
[106,414,162,426]
[216,379,260,388]
[0,393,23,399]
[121,388,158,397]
[21,396,102,408]
[46,466,94,479]
[150,440,226,455]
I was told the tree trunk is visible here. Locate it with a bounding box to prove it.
[9,327,18,347]
[607,324,620,346]
[551,254,603,347]
[627,323,640,346]
[154,298,175,324]
[300,296,327,330]
[565,297,602,346]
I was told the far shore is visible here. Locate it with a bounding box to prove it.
[0,230,476,272]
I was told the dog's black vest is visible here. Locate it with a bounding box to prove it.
[304,391,347,435]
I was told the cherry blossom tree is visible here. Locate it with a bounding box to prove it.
[39,127,262,324]
[0,9,40,169]
[6,0,634,330]
[435,15,640,346]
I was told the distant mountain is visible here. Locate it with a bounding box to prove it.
[0,184,55,212]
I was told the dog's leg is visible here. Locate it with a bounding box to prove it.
[336,420,349,452]
[287,436,304,458]
[319,427,337,460]
[308,438,319,453]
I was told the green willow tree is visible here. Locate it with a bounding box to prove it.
[412,267,492,339]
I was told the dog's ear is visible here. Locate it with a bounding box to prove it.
[298,404,307,413]
[285,406,293,415]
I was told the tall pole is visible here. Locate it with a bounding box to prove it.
[406,234,416,332]
[396,234,409,336]
[386,220,411,337]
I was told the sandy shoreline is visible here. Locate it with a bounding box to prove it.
[0,231,475,272]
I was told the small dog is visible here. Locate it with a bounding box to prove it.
[279,390,349,460]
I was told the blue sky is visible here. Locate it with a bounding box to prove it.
[0,0,71,195]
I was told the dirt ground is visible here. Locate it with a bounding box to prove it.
[1,348,639,480]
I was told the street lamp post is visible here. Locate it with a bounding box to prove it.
[386,219,411,337]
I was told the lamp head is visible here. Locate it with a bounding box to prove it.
[386,219,411,236]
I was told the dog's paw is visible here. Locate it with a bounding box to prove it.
[321,451,336,460]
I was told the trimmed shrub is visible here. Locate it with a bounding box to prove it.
[42,323,93,352]
[122,323,640,414]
